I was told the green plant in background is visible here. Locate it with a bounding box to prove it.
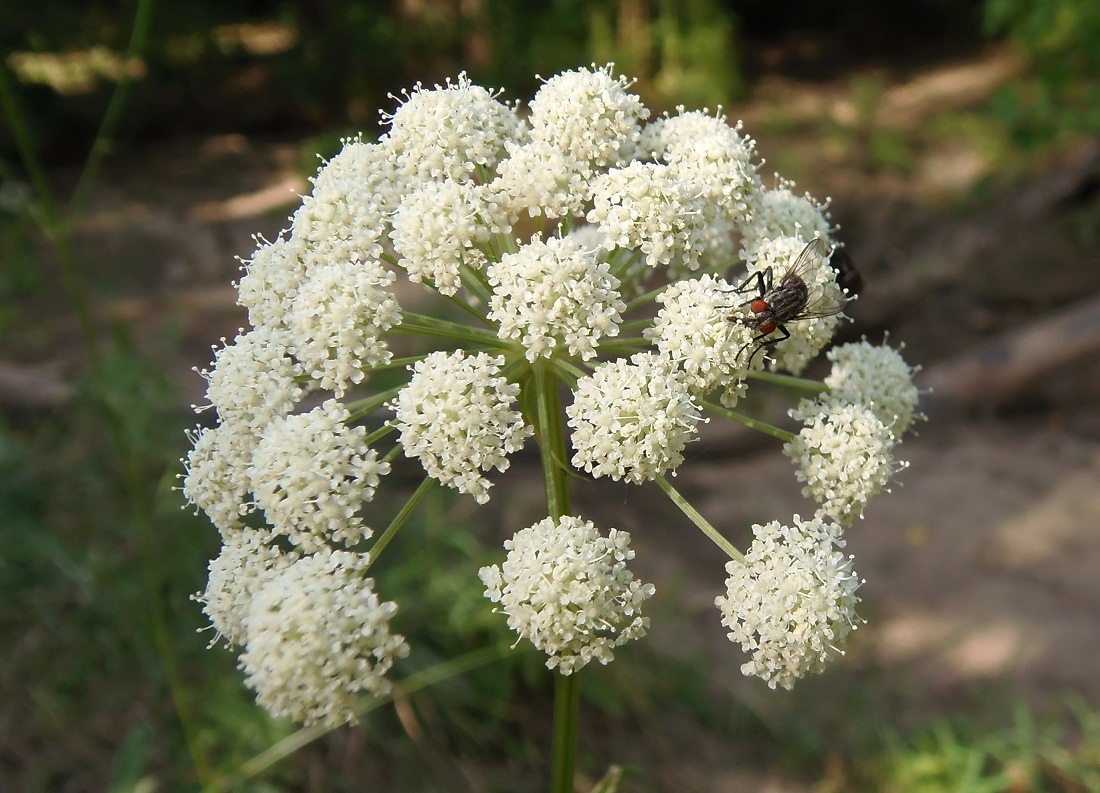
[588,0,742,110]
[872,699,1100,793]
[984,0,1100,148]
[181,64,922,789]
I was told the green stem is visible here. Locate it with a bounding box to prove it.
[70,0,156,213]
[623,280,671,312]
[532,362,571,520]
[459,261,493,306]
[364,354,428,372]
[551,673,582,793]
[701,400,796,442]
[654,476,744,562]
[745,369,827,394]
[593,338,649,356]
[396,311,509,349]
[3,7,214,785]
[618,318,654,334]
[381,444,404,466]
[444,288,492,325]
[363,423,397,447]
[0,69,99,371]
[344,385,405,422]
[532,362,579,793]
[546,357,583,388]
[0,66,57,217]
[609,248,643,282]
[364,476,435,571]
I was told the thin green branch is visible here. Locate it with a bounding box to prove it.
[364,476,435,572]
[396,311,510,349]
[70,0,156,212]
[532,361,570,520]
[594,337,650,356]
[344,385,405,422]
[624,280,672,312]
[458,262,493,306]
[618,318,654,334]
[745,369,827,394]
[0,66,57,217]
[365,354,428,372]
[363,423,397,447]
[609,248,643,282]
[213,642,524,790]
[654,476,744,562]
[702,400,796,443]
[545,356,584,388]
[534,359,581,793]
[382,444,404,465]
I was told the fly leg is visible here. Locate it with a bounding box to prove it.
[725,266,774,315]
[738,323,790,368]
[732,266,773,298]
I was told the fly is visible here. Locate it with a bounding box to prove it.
[729,237,847,366]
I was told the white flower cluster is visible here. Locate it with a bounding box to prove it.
[783,340,920,526]
[641,108,760,227]
[200,327,304,429]
[240,549,409,728]
[784,399,900,526]
[384,73,523,186]
[183,65,923,719]
[250,400,390,549]
[587,161,710,270]
[197,527,297,647]
[527,65,647,171]
[390,351,532,503]
[182,422,257,536]
[488,235,625,361]
[824,339,922,436]
[391,180,512,295]
[715,515,862,690]
[567,353,703,484]
[644,274,757,406]
[290,258,401,395]
[739,177,834,263]
[479,515,655,674]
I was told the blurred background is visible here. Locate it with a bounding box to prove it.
[2,1,1099,791]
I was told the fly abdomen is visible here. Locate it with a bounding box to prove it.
[765,276,809,323]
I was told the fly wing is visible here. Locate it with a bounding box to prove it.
[788,237,847,319]
[798,288,847,319]
[781,237,827,287]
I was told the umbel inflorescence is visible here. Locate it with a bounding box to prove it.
[182,65,921,728]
